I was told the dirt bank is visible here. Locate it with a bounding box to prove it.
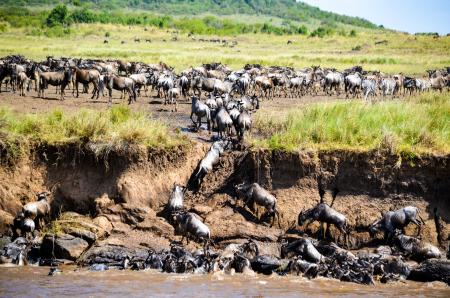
[1,142,449,257]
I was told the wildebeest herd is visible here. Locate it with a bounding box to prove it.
[1,55,448,106]
[1,54,450,285]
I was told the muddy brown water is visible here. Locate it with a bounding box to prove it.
[0,266,449,297]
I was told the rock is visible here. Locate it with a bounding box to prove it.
[408,259,450,285]
[56,212,109,243]
[0,210,14,235]
[41,234,89,260]
[105,204,150,225]
[93,216,113,234]
[135,217,174,238]
[94,194,114,215]
[80,244,148,265]
[0,235,12,251]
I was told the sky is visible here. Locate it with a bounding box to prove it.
[301,0,450,35]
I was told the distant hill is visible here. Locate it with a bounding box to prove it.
[0,0,379,29]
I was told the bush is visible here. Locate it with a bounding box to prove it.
[349,29,357,37]
[0,21,10,33]
[309,26,334,38]
[46,4,70,27]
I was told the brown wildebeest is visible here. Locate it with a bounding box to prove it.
[38,69,72,100]
[103,74,136,104]
[73,68,101,99]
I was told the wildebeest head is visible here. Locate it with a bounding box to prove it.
[297,209,308,226]
[241,239,259,259]
[37,192,49,201]
[369,219,382,237]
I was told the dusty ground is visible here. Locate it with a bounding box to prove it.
[0,85,340,132]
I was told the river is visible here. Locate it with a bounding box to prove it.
[0,266,449,297]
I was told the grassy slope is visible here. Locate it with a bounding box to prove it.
[0,0,378,29]
[0,24,448,74]
[253,93,450,155]
[0,106,187,163]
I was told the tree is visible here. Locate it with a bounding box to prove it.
[46,4,69,27]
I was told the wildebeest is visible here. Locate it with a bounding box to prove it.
[17,72,30,97]
[167,184,185,214]
[344,72,362,98]
[369,206,425,241]
[380,78,397,98]
[103,74,136,104]
[38,69,72,100]
[167,87,180,111]
[180,75,190,98]
[214,107,233,139]
[254,76,274,99]
[324,71,344,95]
[430,75,446,92]
[297,185,348,245]
[73,68,101,99]
[362,79,378,102]
[393,232,441,262]
[281,238,324,263]
[191,141,225,188]
[173,211,211,252]
[235,182,281,227]
[190,96,211,131]
[235,108,252,139]
[22,192,50,229]
[298,203,349,245]
[192,75,217,98]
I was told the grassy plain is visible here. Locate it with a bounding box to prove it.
[252,92,450,155]
[0,23,449,74]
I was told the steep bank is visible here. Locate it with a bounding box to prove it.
[1,143,449,259]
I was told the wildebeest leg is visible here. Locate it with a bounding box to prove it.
[411,218,422,237]
[190,112,196,127]
[319,222,325,240]
[61,84,66,100]
[197,116,202,130]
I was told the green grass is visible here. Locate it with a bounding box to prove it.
[0,23,448,74]
[253,92,450,155]
[0,106,187,163]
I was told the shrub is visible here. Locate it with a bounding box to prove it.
[46,4,70,27]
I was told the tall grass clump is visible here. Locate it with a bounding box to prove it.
[255,93,449,155]
[0,106,186,163]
